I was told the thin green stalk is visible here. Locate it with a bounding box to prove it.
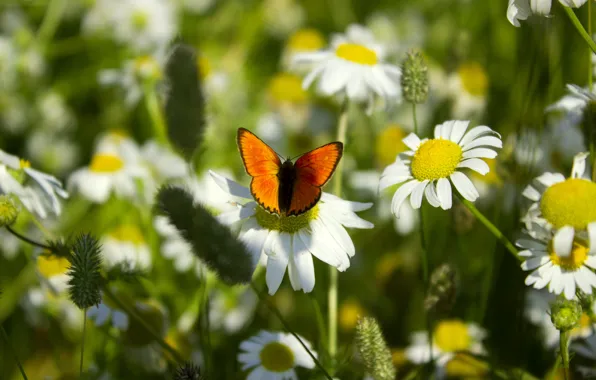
[589,0,593,92]
[328,101,349,368]
[36,0,67,45]
[144,86,169,145]
[6,226,51,251]
[310,295,328,353]
[458,196,521,262]
[80,310,86,376]
[0,324,28,380]
[413,104,419,135]
[559,330,570,380]
[250,282,333,380]
[563,6,596,54]
[549,355,562,380]
[101,285,185,363]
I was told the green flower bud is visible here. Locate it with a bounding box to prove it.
[550,298,582,332]
[401,50,429,105]
[355,317,395,380]
[0,195,19,227]
[424,263,457,316]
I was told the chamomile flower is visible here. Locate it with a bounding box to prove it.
[294,24,401,110]
[379,120,502,217]
[518,222,596,300]
[283,28,325,70]
[154,215,204,275]
[507,0,588,27]
[522,152,595,231]
[546,84,594,121]
[238,330,316,380]
[405,319,487,375]
[102,224,152,270]
[99,55,163,106]
[210,171,373,295]
[266,72,310,131]
[0,149,69,218]
[446,62,488,119]
[209,287,258,333]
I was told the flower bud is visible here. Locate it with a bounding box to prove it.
[400,50,429,104]
[355,317,395,380]
[425,263,457,316]
[550,298,582,332]
[0,195,19,227]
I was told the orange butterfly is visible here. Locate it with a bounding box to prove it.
[237,128,343,217]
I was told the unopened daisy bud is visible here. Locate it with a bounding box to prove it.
[174,362,204,380]
[355,317,396,380]
[67,233,103,310]
[0,195,19,227]
[424,263,457,316]
[400,50,429,105]
[550,298,582,332]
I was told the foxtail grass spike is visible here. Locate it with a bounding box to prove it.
[67,233,103,310]
[174,362,204,380]
[355,317,395,380]
[401,50,429,105]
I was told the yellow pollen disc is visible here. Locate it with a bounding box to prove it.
[411,139,462,181]
[260,341,295,372]
[255,205,319,233]
[109,225,145,245]
[434,320,471,352]
[19,158,31,169]
[268,73,308,104]
[376,124,408,166]
[131,10,148,30]
[196,56,211,79]
[458,62,488,97]
[540,178,596,230]
[549,239,588,271]
[335,43,378,65]
[37,254,70,278]
[287,28,325,51]
[339,299,365,331]
[89,154,124,173]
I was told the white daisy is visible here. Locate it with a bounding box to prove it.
[238,330,316,380]
[405,319,486,376]
[154,215,204,275]
[102,224,152,270]
[518,222,596,300]
[379,120,502,217]
[294,24,401,110]
[446,62,488,119]
[283,28,325,70]
[0,149,69,218]
[210,171,374,295]
[88,294,129,330]
[507,0,587,27]
[546,84,594,121]
[35,91,75,132]
[25,131,80,176]
[521,152,595,232]
[209,287,258,333]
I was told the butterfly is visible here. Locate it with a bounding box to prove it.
[237,128,343,217]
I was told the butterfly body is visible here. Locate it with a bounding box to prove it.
[237,128,343,217]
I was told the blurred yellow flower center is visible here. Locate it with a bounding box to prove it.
[268,73,308,104]
[109,225,145,245]
[339,299,365,331]
[134,56,161,80]
[434,320,470,352]
[37,254,70,278]
[470,158,501,185]
[197,56,211,79]
[376,125,408,166]
[255,205,319,233]
[411,139,462,181]
[540,178,596,229]
[89,154,124,173]
[571,313,592,337]
[458,62,488,97]
[19,158,31,169]
[287,28,325,51]
[131,10,148,30]
[335,43,377,65]
[260,342,294,372]
[549,239,588,270]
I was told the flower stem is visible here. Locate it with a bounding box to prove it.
[36,0,66,45]
[0,324,28,380]
[563,6,596,54]
[329,101,349,369]
[101,284,185,363]
[250,282,333,380]
[458,196,521,262]
[412,103,419,135]
[559,330,571,380]
[144,85,169,145]
[589,0,593,92]
[80,310,86,376]
[5,226,52,251]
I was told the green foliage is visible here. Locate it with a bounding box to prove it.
[355,317,395,380]
[67,233,103,310]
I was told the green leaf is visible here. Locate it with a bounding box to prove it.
[155,185,255,285]
[164,44,206,161]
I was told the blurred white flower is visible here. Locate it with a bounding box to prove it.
[88,297,129,331]
[99,55,163,106]
[26,130,80,176]
[180,0,216,14]
[282,28,325,70]
[141,140,188,182]
[446,62,488,119]
[263,0,305,37]
[0,229,21,259]
[154,215,204,275]
[546,84,594,119]
[507,0,587,27]
[102,224,152,270]
[365,11,426,58]
[209,287,258,333]
[36,91,75,132]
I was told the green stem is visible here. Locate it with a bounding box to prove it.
[559,330,570,380]
[413,103,419,135]
[144,85,169,145]
[80,310,86,376]
[36,0,67,45]
[310,295,328,353]
[589,0,593,92]
[6,226,51,251]
[329,102,349,368]
[458,197,521,262]
[563,6,596,54]
[0,324,28,380]
[101,285,185,363]
[250,282,333,380]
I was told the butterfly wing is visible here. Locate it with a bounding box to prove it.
[287,142,343,216]
[237,128,282,214]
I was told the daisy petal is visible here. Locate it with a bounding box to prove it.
[553,226,575,258]
[436,178,452,210]
[424,182,441,207]
[462,136,503,151]
[391,180,419,216]
[450,172,479,202]
[402,133,422,151]
[459,126,499,147]
[457,158,490,175]
[589,222,596,254]
[462,148,498,160]
[449,120,470,144]
[293,246,315,292]
[409,180,429,209]
[209,171,252,199]
[265,232,290,295]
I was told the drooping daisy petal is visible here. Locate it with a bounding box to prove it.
[553,226,575,258]
[450,171,479,201]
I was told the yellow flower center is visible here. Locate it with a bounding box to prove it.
[540,178,596,229]
[458,62,488,97]
[37,254,70,278]
[434,320,471,352]
[255,205,319,233]
[260,341,295,372]
[571,313,592,337]
[376,124,408,166]
[109,225,145,245]
[287,28,325,52]
[89,154,124,173]
[268,73,308,104]
[335,43,377,65]
[339,299,365,331]
[134,56,161,80]
[19,158,31,169]
[131,10,148,30]
[196,56,211,79]
[411,139,463,181]
[548,239,588,271]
